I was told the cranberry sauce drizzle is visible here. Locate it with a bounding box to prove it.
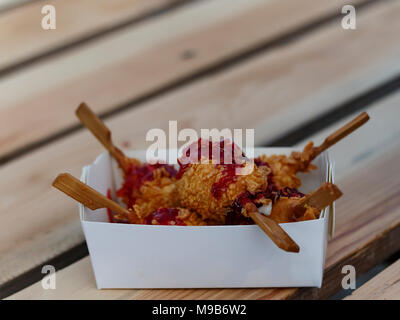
[225,161,304,225]
[210,139,247,199]
[210,163,244,199]
[176,138,211,179]
[144,208,186,226]
[116,162,177,208]
[226,192,254,225]
[176,138,247,199]
[278,187,305,198]
[176,158,190,180]
[176,138,247,180]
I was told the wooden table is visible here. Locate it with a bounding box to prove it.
[1,0,400,300]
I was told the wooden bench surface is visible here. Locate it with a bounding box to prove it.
[8,93,400,299]
[1,0,373,157]
[1,0,400,299]
[345,259,400,300]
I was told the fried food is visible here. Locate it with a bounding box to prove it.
[255,142,317,189]
[269,197,321,223]
[112,139,330,226]
[76,104,356,227]
[116,161,179,221]
[136,207,208,226]
[176,140,270,222]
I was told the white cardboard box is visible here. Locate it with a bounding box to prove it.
[79,148,334,289]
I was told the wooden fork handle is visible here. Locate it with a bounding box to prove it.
[247,203,300,253]
[76,103,129,173]
[294,182,343,217]
[52,173,130,218]
[313,112,369,158]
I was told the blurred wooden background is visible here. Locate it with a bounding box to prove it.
[1,0,400,299]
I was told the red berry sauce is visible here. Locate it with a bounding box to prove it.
[177,138,247,199]
[176,138,246,180]
[144,208,186,226]
[210,162,244,199]
[225,161,304,225]
[116,162,177,208]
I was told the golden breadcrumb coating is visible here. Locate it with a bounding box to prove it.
[176,161,270,221]
[133,168,179,216]
[118,166,179,223]
[176,208,209,226]
[289,141,317,171]
[256,142,316,189]
[269,197,321,223]
[260,154,302,189]
[113,140,324,225]
[132,206,207,226]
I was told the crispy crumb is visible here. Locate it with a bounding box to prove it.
[269,197,321,223]
[256,142,317,189]
[176,161,270,221]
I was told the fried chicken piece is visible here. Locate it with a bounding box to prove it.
[256,142,317,189]
[176,139,271,222]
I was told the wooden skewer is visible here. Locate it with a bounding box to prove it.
[246,203,300,253]
[294,182,343,218]
[76,103,130,173]
[52,173,133,220]
[309,112,370,162]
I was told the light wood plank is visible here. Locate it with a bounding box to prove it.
[2,0,400,292]
[0,0,182,68]
[0,0,32,11]
[0,0,368,157]
[345,259,400,300]
[7,92,400,299]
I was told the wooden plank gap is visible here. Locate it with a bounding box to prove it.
[0,0,392,167]
[268,73,400,147]
[0,0,202,77]
[0,242,88,299]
